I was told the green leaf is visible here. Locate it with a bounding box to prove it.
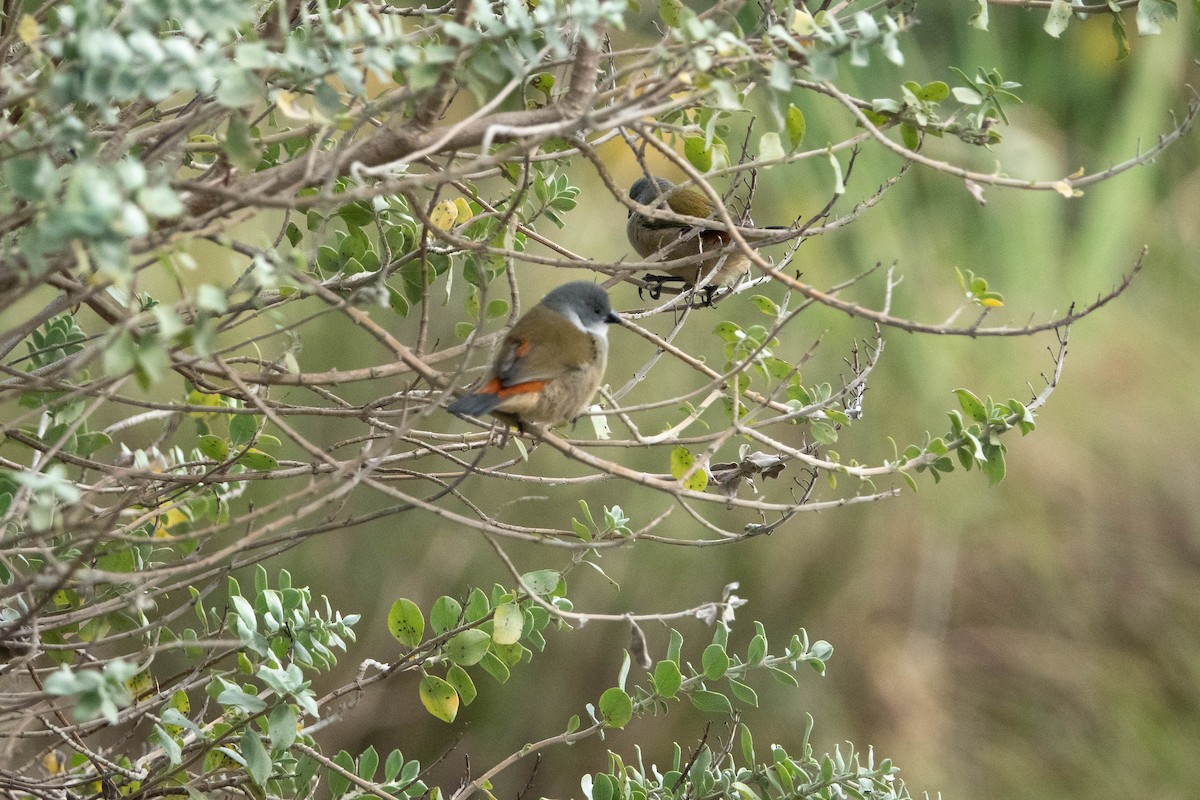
[660,0,684,26]
[654,660,683,698]
[592,773,616,800]
[491,602,524,645]
[900,123,919,150]
[521,569,561,596]
[387,599,425,647]
[479,651,510,683]
[953,388,988,423]
[3,155,57,201]
[785,104,806,150]
[917,81,950,102]
[197,435,229,461]
[667,629,684,663]
[358,745,379,780]
[153,725,183,766]
[430,596,463,634]
[229,413,258,445]
[810,420,837,445]
[688,689,733,715]
[75,431,111,458]
[329,751,353,798]
[268,703,298,751]
[598,687,633,728]
[701,643,730,680]
[223,114,261,172]
[728,678,758,707]
[384,749,404,782]
[445,629,491,666]
[751,295,780,316]
[446,665,477,705]
[953,85,983,105]
[239,448,277,471]
[240,729,271,786]
[485,299,509,319]
[981,444,1007,485]
[465,588,490,622]
[684,136,712,172]
[216,679,266,713]
[419,675,459,723]
[746,633,767,664]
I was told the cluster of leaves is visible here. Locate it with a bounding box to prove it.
[891,388,1036,489]
[584,721,907,800]
[16,315,112,458]
[387,569,570,722]
[577,624,882,800]
[712,306,849,440]
[33,566,358,796]
[194,395,282,472]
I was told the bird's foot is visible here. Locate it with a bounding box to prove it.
[638,274,686,301]
[687,285,719,308]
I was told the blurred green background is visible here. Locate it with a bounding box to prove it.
[6,4,1185,799]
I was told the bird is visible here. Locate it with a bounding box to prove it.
[447,281,620,430]
[626,176,785,305]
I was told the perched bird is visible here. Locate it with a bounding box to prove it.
[448,282,619,429]
[627,176,784,304]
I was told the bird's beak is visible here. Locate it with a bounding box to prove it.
[606,311,621,324]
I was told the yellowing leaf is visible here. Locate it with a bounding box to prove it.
[1052,181,1082,198]
[275,91,309,121]
[492,602,524,645]
[792,11,817,35]
[419,675,459,723]
[124,670,155,700]
[453,197,473,224]
[18,15,40,46]
[42,751,65,776]
[154,508,189,538]
[429,199,459,231]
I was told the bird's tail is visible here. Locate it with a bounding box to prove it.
[447,392,501,417]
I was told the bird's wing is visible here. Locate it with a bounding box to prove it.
[492,308,595,388]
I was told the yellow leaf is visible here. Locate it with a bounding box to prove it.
[42,751,65,776]
[18,15,40,46]
[980,297,1005,308]
[154,507,189,538]
[792,11,817,35]
[124,670,155,700]
[275,91,308,121]
[453,197,473,224]
[419,675,460,723]
[1052,181,1082,198]
[429,199,459,231]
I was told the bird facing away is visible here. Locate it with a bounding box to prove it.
[627,176,787,305]
[447,281,619,429]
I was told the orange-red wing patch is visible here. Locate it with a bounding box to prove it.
[514,338,532,358]
[496,380,546,398]
[480,378,503,395]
